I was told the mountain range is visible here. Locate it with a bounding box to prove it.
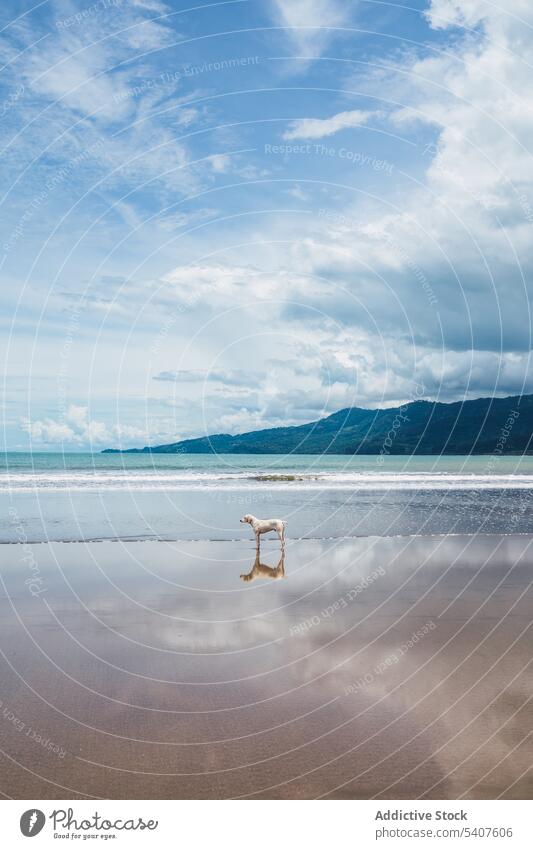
[103,394,532,455]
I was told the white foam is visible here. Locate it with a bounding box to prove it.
[2,470,533,492]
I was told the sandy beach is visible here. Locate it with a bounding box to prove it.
[0,533,531,799]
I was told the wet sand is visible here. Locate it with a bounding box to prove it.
[0,534,531,799]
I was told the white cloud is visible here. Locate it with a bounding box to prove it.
[156,208,218,231]
[208,154,231,173]
[21,405,149,448]
[283,109,375,140]
[271,0,353,56]
[154,369,265,386]
[286,184,309,201]
[210,408,273,434]
[65,404,89,429]
[21,418,76,443]
[276,0,533,363]
[160,262,326,308]
[24,5,174,124]
[425,0,495,29]
[386,0,533,212]
[416,349,533,396]
[0,1,198,201]
[131,0,170,10]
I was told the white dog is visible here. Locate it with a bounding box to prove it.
[240,514,286,548]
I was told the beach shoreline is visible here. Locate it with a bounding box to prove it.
[0,533,531,799]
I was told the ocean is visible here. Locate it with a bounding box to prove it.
[2,452,532,543]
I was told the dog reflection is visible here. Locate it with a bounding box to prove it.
[240,551,285,582]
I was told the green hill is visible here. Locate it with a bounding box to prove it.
[103,394,532,455]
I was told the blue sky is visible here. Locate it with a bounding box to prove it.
[1,0,532,449]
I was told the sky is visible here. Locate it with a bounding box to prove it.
[1,0,533,450]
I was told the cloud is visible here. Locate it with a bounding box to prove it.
[424,0,492,29]
[283,109,375,140]
[21,418,76,443]
[156,208,218,232]
[21,405,149,448]
[271,0,353,57]
[286,184,309,201]
[160,262,326,309]
[0,0,200,205]
[208,154,231,173]
[415,349,533,397]
[65,404,89,429]
[153,369,265,386]
[22,4,175,124]
[278,0,533,363]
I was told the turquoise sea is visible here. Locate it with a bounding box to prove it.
[2,452,532,542]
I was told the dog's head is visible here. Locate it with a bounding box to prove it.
[240,514,254,524]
